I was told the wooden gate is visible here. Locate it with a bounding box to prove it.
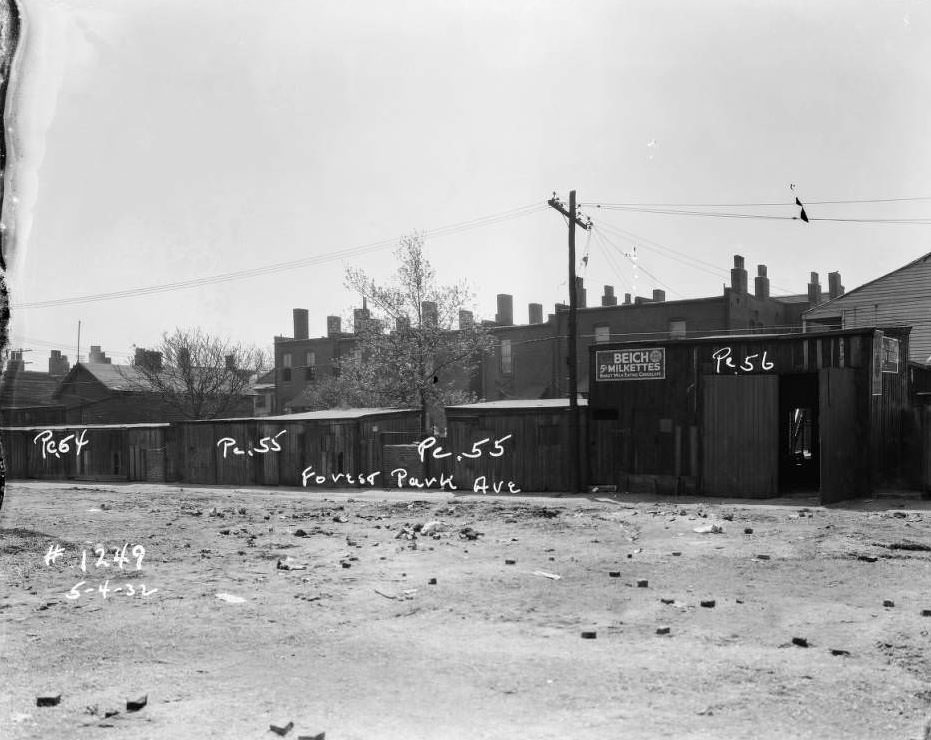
[702,374,778,497]
[819,368,866,503]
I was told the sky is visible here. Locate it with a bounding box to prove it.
[2,0,929,368]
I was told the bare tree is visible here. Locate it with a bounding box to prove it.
[312,232,494,431]
[127,328,269,420]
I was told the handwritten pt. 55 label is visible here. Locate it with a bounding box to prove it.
[217,430,287,458]
[33,429,89,460]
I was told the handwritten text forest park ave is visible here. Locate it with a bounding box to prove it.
[215,430,521,493]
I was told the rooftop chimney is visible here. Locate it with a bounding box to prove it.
[554,302,568,313]
[134,348,162,372]
[828,271,844,300]
[652,289,666,303]
[458,310,474,330]
[421,300,438,327]
[293,308,309,340]
[225,354,236,370]
[88,345,111,364]
[395,315,411,332]
[730,255,748,294]
[353,300,371,334]
[601,285,617,307]
[495,294,514,326]
[808,272,822,306]
[528,303,543,324]
[327,316,341,337]
[575,277,587,308]
[48,350,70,376]
[177,347,191,370]
[754,264,770,299]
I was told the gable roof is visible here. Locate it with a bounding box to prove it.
[804,251,931,317]
[53,363,157,398]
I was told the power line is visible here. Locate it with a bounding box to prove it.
[584,204,931,224]
[11,202,548,310]
[583,195,931,207]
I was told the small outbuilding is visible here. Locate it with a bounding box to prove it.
[588,327,911,502]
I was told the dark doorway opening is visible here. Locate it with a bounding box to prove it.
[779,373,819,492]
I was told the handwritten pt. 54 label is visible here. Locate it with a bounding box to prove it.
[33,429,89,460]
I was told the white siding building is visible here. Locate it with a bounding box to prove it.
[804,252,931,364]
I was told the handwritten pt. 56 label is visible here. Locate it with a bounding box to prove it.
[33,429,89,460]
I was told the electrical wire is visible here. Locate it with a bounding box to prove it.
[11,202,548,310]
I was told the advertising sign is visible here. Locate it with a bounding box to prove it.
[596,348,666,381]
[881,336,900,374]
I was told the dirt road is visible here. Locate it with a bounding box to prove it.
[1,481,931,739]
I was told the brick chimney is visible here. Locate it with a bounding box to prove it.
[754,264,770,299]
[353,298,371,334]
[48,350,70,376]
[396,315,411,332]
[528,303,543,324]
[225,354,236,370]
[7,349,23,372]
[495,294,513,326]
[327,316,342,337]
[458,310,473,330]
[177,347,191,370]
[828,271,844,299]
[730,255,748,294]
[421,300,438,327]
[293,308,309,340]
[808,272,822,306]
[575,277,587,308]
[601,285,617,307]
[134,348,162,372]
[652,289,665,303]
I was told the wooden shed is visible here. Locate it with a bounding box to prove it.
[588,327,911,503]
[172,408,421,487]
[0,423,174,482]
[439,398,587,493]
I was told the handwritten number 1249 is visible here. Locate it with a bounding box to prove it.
[417,435,512,462]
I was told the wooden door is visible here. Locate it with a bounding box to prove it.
[702,374,778,497]
[819,368,866,503]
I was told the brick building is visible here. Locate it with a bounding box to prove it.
[0,350,69,426]
[480,255,828,400]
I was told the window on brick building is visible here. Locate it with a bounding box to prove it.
[283,353,292,367]
[594,325,610,343]
[669,320,686,339]
[305,351,315,367]
[500,339,513,375]
[281,368,292,382]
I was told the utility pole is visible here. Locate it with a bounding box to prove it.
[547,190,592,494]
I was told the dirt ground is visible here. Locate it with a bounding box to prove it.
[1,481,931,739]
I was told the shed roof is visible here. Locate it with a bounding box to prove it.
[222,407,418,422]
[447,398,588,411]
